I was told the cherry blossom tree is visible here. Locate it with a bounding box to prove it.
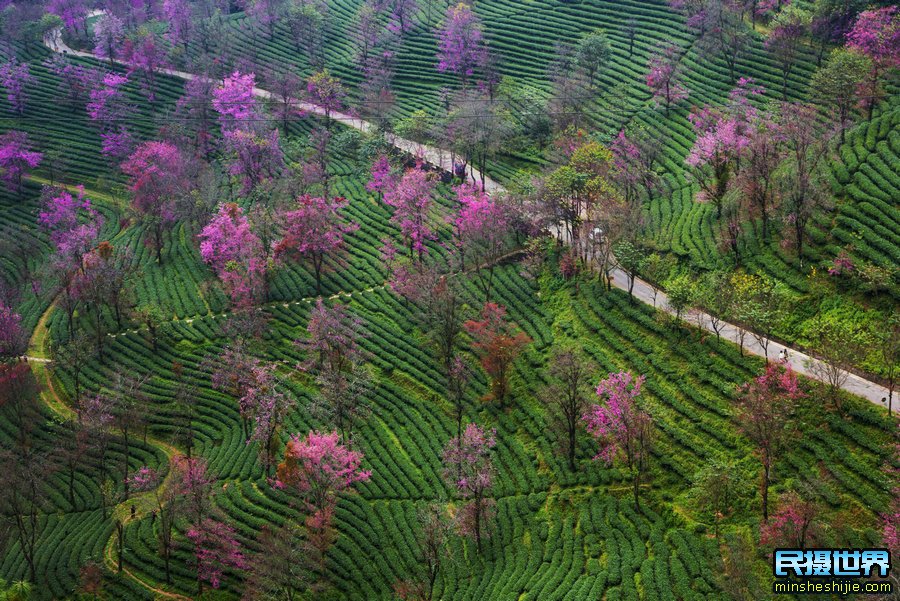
[187,519,246,594]
[121,28,167,102]
[162,0,193,51]
[646,43,688,116]
[306,70,346,122]
[609,128,662,205]
[766,5,811,100]
[846,6,899,118]
[0,303,26,362]
[275,195,359,295]
[453,183,510,300]
[441,423,495,551]
[43,56,99,111]
[264,66,303,128]
[686,79,761,218]
[243,0,286,37]
[175,76,216,155]
[776,101,832,264]
[222,128,285,193]
[0,59,34,115]
[121,141,189,263]
[0,131,41,194]
[199,203,268,307]
[738,107,782,240]
[436,2,488,87]
[736,363,803,521]
[212,71,260,131]
[367,154,395,202]
[384,166,437,261]
[759,490,820,549]
[38,185,101,339]
[93,13,125,65]
[86,72,133,159]
[239,363,293,474]
[464,302,529,404]
[389,0,419,34]
[47,0,89,36]
[297,300,370,443]
[276,430,370,567]
[583,371,654,511]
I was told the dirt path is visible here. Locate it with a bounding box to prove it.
[27,301,189,599]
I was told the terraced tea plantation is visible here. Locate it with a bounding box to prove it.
[0,0,897,600]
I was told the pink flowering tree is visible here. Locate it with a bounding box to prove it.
[162,0,194,51]
[306,70,346,122]
[686,79,762,218]
[584,371,654,511]
[646,43,688,116]
[213,71,260,132]
[212,72,283,191]
[276,430,370,567]
[0,131,41,194]
[199,203,268,307]
[297,299,371,443]
[120,28,166,102]
[759,491,820,549]
[0,303,27,361]
[0,59,34,115]
[43,56,99,111]
[275,195,359,295]
[174,77,216,155]
[47,0,89,36]
[239,363,293,475]
[441,423,496,552]
[609,128,662,205]
[766,5,811,100]
[737,363,804,521]
[93,13,125,65]
[187,519,246,594]
[222,128,285,193]
[846,6,900,119]
[453,183,510,301]
[121,141,188,263]
[366,154,395,202]
[384,166,437,261]
[86,72,133,159]
[38,186,102,339]
[436,2,488,88]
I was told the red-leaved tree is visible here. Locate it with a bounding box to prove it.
[463,302,529,404]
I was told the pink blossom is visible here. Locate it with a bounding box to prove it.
[0,59,34,114]
[199,203,267,307]
[584,371,648,464]
[847,7,900,69]
[383,166,436,259]
[213,71,259,130]
[186,519,246,590]
[275,194,359,295]
[276,430,371,516]
[0,131,42,193]
[436,2,488,83]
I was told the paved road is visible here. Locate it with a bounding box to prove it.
[43,25,895,411]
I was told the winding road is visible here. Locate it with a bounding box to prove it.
[42,24,895,411]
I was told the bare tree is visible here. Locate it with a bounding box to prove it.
[542,348,595,471]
